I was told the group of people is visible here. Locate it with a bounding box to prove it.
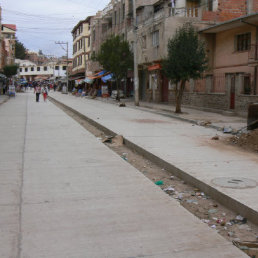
[34,85,48,102]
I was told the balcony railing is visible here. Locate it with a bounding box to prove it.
[248,44,258,63]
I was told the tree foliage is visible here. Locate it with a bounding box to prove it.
[94,35,133,100]
[162,23,207,113]
[3,65,19,78]
[15,39,27,59]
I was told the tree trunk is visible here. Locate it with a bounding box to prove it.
[116,79,120,101]
[175,80,186,113]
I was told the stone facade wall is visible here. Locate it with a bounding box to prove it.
[168,91,228,110]
[235,95,258,115]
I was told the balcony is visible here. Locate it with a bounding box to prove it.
[248,44,258,66]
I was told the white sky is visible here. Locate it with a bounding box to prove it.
[1,0,110,57]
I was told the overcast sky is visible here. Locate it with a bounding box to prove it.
[1,0,110,57]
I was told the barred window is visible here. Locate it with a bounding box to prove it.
[236,33,251,51]
[152,31,159,47]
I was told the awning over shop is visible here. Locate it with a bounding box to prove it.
[101,73,113,83]
[69,75,85,80]
[88,70,107,79]
[148,64,162,71]
[84,78,94,84]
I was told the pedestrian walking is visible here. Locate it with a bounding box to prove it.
[35,85,41,102]
[42,86,48,102]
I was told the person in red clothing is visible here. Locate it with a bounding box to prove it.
[42,86,48,102]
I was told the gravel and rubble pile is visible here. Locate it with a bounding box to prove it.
[229,129,258,153]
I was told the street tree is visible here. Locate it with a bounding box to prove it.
[3,64,18,78]
[162,23,207,113]
[15,39,27,59]
[94,35,133,101]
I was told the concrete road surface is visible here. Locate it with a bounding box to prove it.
[0,92,246,257]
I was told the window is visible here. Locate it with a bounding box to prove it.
[37,67,40,71]
[114,11,117,25]
[152,30,159,47]
[122,3,125,20]
[25,68,28,72]
[55,66,59,70]
[243,75,251,94]
[44,66,47,71]
[88,37,90,47]
[236,33,251,51]
[93,30,96,42]
[31,67,34,71]
[19,68,22,72]
[142,35,147,49]
[62,66,67,70]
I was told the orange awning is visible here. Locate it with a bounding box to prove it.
[148,63,162,71]
[88,72,110,79]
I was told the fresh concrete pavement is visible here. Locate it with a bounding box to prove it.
[0,92,247,257]
[50,92,258,224]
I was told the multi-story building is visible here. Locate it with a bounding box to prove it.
[72,0,258,114]
[71,16,92,79]
[26,51,48,66]
[16,59,69,82]
[1,24,16,68]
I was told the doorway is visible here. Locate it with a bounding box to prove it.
[230,75,235,109]
[161,74,169,102]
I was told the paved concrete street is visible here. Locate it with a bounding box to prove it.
[0,92,248,257]
[50,92,258,223]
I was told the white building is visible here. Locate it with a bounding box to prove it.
[16,59,67,81]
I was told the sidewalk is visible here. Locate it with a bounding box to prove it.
[50,92,258,225]
[0,92,247,257]
[96,96,246,132]
[0,95,9,105]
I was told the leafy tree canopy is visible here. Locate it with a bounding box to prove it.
[162,23,207,113]
[94,35,133,80]
[162,23,207,84]
[3,64,19,78]
[15,39,27,59]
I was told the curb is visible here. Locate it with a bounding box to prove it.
[49,96,258,226]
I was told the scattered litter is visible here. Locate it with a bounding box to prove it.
[175,193,184,200]
[223,126,233,133]
[170,176,175,180]
[121,155,128,161]
[211,225,216,229]
[201,219,210,224]
[236,215,244,221]
[211,135,219,140]
[118,102,126,107]
[233,241,258,257]
[213,204,218,208]
[102,135,113,143]
[112,135,124,146]
[161,168,165,171]
[228,231,234,237]
[186,199,198,205]
[199,120,212,126]
[230,215,247,224]
[163,186,175,195]
[155,180,164,185]
[208,209,218,214]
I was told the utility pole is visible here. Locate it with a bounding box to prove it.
[133,0,139,106]
[55,41,69,94]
